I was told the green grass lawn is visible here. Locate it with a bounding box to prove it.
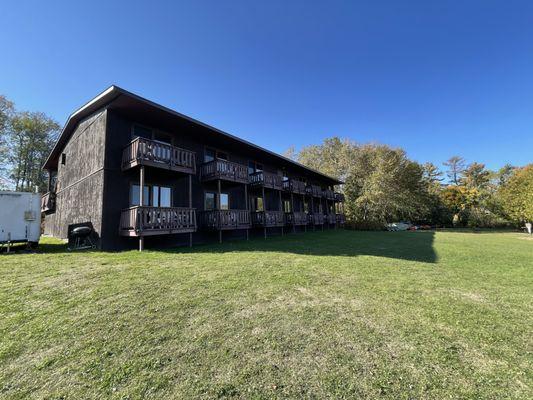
[0,230,532,399]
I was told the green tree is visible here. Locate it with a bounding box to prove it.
[461,162,490,190]
[443,156,466,185]
[9,111,59,192]
[498,165,533,227]
[0,95,15,187]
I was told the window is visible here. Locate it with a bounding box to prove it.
[204,148,215,163]
[220,193,229,210]
[204,192,216,210]
[153,131,172,145]
[248,161,263,174]
[131,184,171,207]
[283,200,291,213]
[304,200,309,213]
[250,196,264,212]
[131,184,150,206]
[132,124,152,139]
[216,151,228,161]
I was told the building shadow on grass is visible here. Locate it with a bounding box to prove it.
[171,230,438,264]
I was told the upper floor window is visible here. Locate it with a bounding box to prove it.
[250,196,264,212]
[220,193,229,210]
[204,148,229,163]
[248,161,263,175]
[153,131,172,145]
[132,124,152,140]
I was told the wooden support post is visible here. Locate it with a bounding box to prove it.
[218,179,222,244]
[311,196,315,231]
[245,184,249,240]
[262,186,266,239]
[189,174,193,247]
[139,166,145,251]
[290,192,295,233]
[279,190,283,236]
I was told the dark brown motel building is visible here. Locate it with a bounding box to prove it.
[41,86,345,250]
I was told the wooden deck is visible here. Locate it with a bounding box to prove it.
[308,213,325,225]
[306,185,323,198]
[249,171,283,190]
[323,189,335,200]
[201,209,251,230]
[200,160,249,184]
[285,211,308,226]
[334,192,345,202]
[122,137,196,174]
[282,179,307,194]
[251,211,285,227]
[119,206,196,236]
[40,191,56,214]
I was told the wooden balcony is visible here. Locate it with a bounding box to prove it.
[285,211,308,226]
[249,171,283,190]
[119,206,196,237]
[41,191,56,214]
[325,213,337,224]
[334,192,345,202]
[200,159,249,184]
[323,189,335,200]
[336,213,346,225]
[251,211,285,227]
[282,179,307,194]
[201,209,251,230]
[306,185,322,198]
[122,137,196,174]
[308,213,324,225]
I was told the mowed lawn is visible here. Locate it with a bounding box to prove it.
[0,231,531,399]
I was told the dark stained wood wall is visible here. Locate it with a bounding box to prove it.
[44,110,107,241]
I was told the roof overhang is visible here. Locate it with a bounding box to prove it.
[43,85,342,185]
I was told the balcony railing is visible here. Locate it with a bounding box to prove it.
[326,213,337,224]
[41,191,56,214]
[251,211,285,227]
[285,211,308,226]
[306,185,322,198]
[122,137,196,174]
[282,179,307,194]
[200,159,249,184]
[336,213,346,225]
[201,209,251,230]
[119,206,196,236]
[334,192,345,202]
[323,189,335,200]
[308,213,324,225]
[249,171,283,190]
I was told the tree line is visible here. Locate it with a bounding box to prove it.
[0,94,59,192]
[288,137,532,230]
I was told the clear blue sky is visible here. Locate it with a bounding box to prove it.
[1,1,532,171]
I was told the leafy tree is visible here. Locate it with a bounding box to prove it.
[461,162,490,190]
[498,165,533,227]
[443,156,466,185]
[298,137,355,183]
[440,185,479,226]
[0,95,14,187]
[282,145,297,161]
[9,111,59,192]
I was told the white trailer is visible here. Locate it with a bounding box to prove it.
[0,191,41,248]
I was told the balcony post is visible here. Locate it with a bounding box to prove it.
[262,186,266,239]
[311,196,315,231]
[245,183,249,240]
[139,165,145,251]
[279,190,283,236]
[290,192,295,233]
[189,174,193,247]
[218,179,222,244]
